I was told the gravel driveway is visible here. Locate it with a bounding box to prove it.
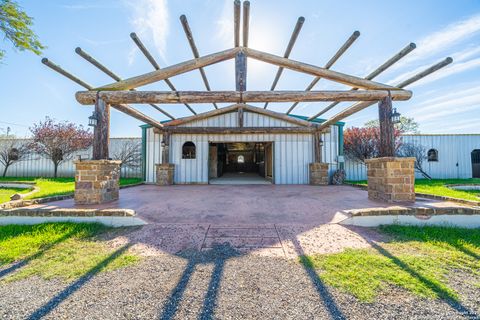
[1,225,479,320]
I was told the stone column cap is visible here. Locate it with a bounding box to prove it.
[74,159,122,165]
[365,157,415,163]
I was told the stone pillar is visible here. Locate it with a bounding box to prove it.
[365,157,415,203]
[156,163,175,185]
[309,163,329,185]
[74,160,121,205]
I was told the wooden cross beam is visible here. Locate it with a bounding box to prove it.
[316,57,453,130]
[130,32,196,115]
[41,58,164,129]
[95,47,240,91]
[180,15,218,109]
[75,47,176,120]
[286,30,360,114]
[76,90,412,105]
[244,47,403,91]
[264,16,305,109]
[308,42,417,120]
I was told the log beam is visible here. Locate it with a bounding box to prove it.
[95,47,240,91]
[317,57,453,130]
[154,126,316,135]
[244,47,403,91]
[180,15,218,109]
[234,0,241,47]
[92,96,110,160]
[75,47,175,120]
[42,58,164,129]
[308,42,416,120]
[286,30,360,114]
[75,90,413,105]
[264,16,305,109]
[243,1,250,47]
[130,32,196,115]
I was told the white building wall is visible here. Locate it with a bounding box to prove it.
[144,123,340,184]
[0,138,142,178]
[345,134,480,181]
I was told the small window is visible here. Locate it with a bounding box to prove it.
[427,149,438,162]
[182,141,196,159]
[237,155,245,163]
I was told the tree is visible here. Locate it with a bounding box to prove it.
[112,140,142,174]
[344,126,402,163]
[397,142,431,179]
[30,117,93,178]
[0,138,29,177]
[0,0,44,61]
[364,116,419,134]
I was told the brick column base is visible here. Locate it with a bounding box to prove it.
[74,160,121,205]
[365,157,415,203]
[156,163,175,185]
[309,163,329,185]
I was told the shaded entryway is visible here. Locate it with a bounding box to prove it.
[208,142,273,184]
[472,149,480,178]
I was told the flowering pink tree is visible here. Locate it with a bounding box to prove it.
[30,117,93,177]
[344,127,402,163]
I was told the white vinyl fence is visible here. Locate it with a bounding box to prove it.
[345,134,480,181]
[0,138,142,178]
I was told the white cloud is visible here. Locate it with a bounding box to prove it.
[412,90,480,122]
[393,13,480,70]
[124,0,170,65]
[215,0,234,47]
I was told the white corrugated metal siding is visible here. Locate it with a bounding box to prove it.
[144,116,341,184]
[0,138,142,178]
[344,134,480,180]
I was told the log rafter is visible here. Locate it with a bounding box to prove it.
[286,30,360,114]
[130,32,196,115]
[317,57,453,130]
[180,15,219,109]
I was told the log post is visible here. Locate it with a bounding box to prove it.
[161,132,170,164]
[93,95,110,160]
[378,92,394,157]
[235,51,247,91]
[238,105,244,127]
[314,132,322,162]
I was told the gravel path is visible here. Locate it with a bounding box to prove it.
[1,240,479,320]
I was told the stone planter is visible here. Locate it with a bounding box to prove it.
[365,157,415,203]
[74,160,121,205]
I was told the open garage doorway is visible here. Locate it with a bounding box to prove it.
[209,142,273,184]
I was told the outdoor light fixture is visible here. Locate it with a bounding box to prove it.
[161,140,166,148]
[88,111,98,127]
[391,108,401,124]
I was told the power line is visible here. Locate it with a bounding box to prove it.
[0,120,29,128]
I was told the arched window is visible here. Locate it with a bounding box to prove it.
[237,155,245,163]
[427,149,438,162]
[182,141,196,159]
[8,148,19,161]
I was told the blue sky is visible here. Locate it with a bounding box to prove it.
[1,0,480,137]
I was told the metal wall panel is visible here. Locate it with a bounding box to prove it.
[0,138,143,178]
[344,134,480,181]
[145,124,341,184]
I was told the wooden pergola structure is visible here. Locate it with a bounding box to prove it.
[43,0,452,161]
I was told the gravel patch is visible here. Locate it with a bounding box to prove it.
[1,241,479,320]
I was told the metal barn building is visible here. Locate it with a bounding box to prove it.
[142,105,344,184]
[345,134,480,180]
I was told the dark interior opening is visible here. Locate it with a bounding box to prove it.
[209,142,273,182]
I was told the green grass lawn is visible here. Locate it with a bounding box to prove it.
[0,177,142,203]
[0,223,138,282]
[302,225,480,302]
[348,178,480,202]
[0,187,31,204]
